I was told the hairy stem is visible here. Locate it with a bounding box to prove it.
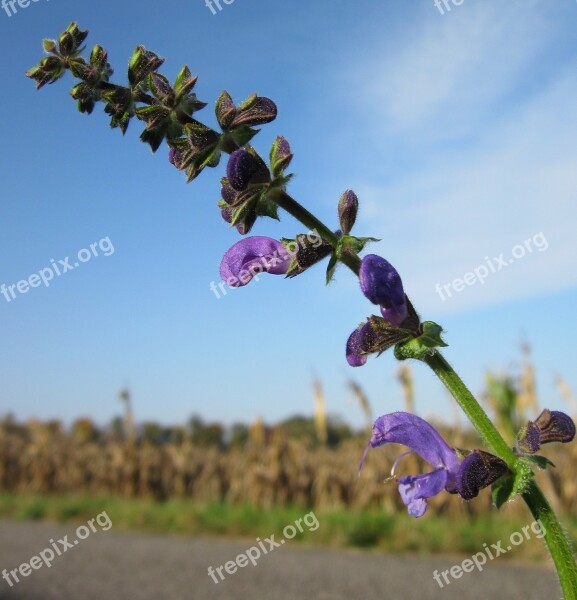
[522,479,577,599]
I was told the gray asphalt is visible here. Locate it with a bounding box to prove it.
[0,520,560,599]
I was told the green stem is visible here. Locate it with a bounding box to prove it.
[423,351,517,467]
[522,479,577,599]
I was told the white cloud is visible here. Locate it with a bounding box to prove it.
[341,1,577,315]
[352,0,552,144]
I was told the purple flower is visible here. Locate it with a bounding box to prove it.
[359,412,461,518]
[219,236,291,288]
[359,254,408,326]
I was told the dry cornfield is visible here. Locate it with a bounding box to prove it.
[0,419,575,518]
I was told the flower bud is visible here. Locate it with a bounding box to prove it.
[128,45,164,87]
[42,39,57,54]
[269,136,293,176]
[226,148,270,191]
[534,409,576,445]
[338,190,358,235]
[215,90,237,130]
[149,73,175,105]
[457,450,509,500]
[57,23,88,57]
[230,96,277,128]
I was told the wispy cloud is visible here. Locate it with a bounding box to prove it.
[339,1,577,315]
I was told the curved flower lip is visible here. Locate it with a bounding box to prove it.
[362,412,460,480]
[360,254,407,326]
[397,469,448,518]
[219,236,291,287]
[359,412,461,516]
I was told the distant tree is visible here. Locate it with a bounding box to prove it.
[277,415,316,442]
[228,422,249,448]
[188,415,225,448]
[140,422,173,445]
[326,415,353,447]
[71,418,100,443]
[108,416,126,442]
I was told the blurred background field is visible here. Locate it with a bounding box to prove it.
[1,347,575,561]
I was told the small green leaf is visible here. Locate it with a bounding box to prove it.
[394,321,447,361]
[326,253,338,284]
[492,474,515,509]
[492,461,534,508]
[336,235,379,257]
[522,454,556,471]
[229,125,259,147]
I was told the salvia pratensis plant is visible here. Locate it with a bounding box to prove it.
[27,23,577,598]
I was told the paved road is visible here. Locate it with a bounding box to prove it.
[0,520,559,599]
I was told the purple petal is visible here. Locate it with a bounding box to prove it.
[219,236,291,287]
[367,412,460,485]
[346,326,368,367]
[360,255,407,326]
[397,469,447,518]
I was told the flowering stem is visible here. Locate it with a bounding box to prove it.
[266,188,577,597]
[522,479,577,599]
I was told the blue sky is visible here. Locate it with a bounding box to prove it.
[0,0,576,430]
